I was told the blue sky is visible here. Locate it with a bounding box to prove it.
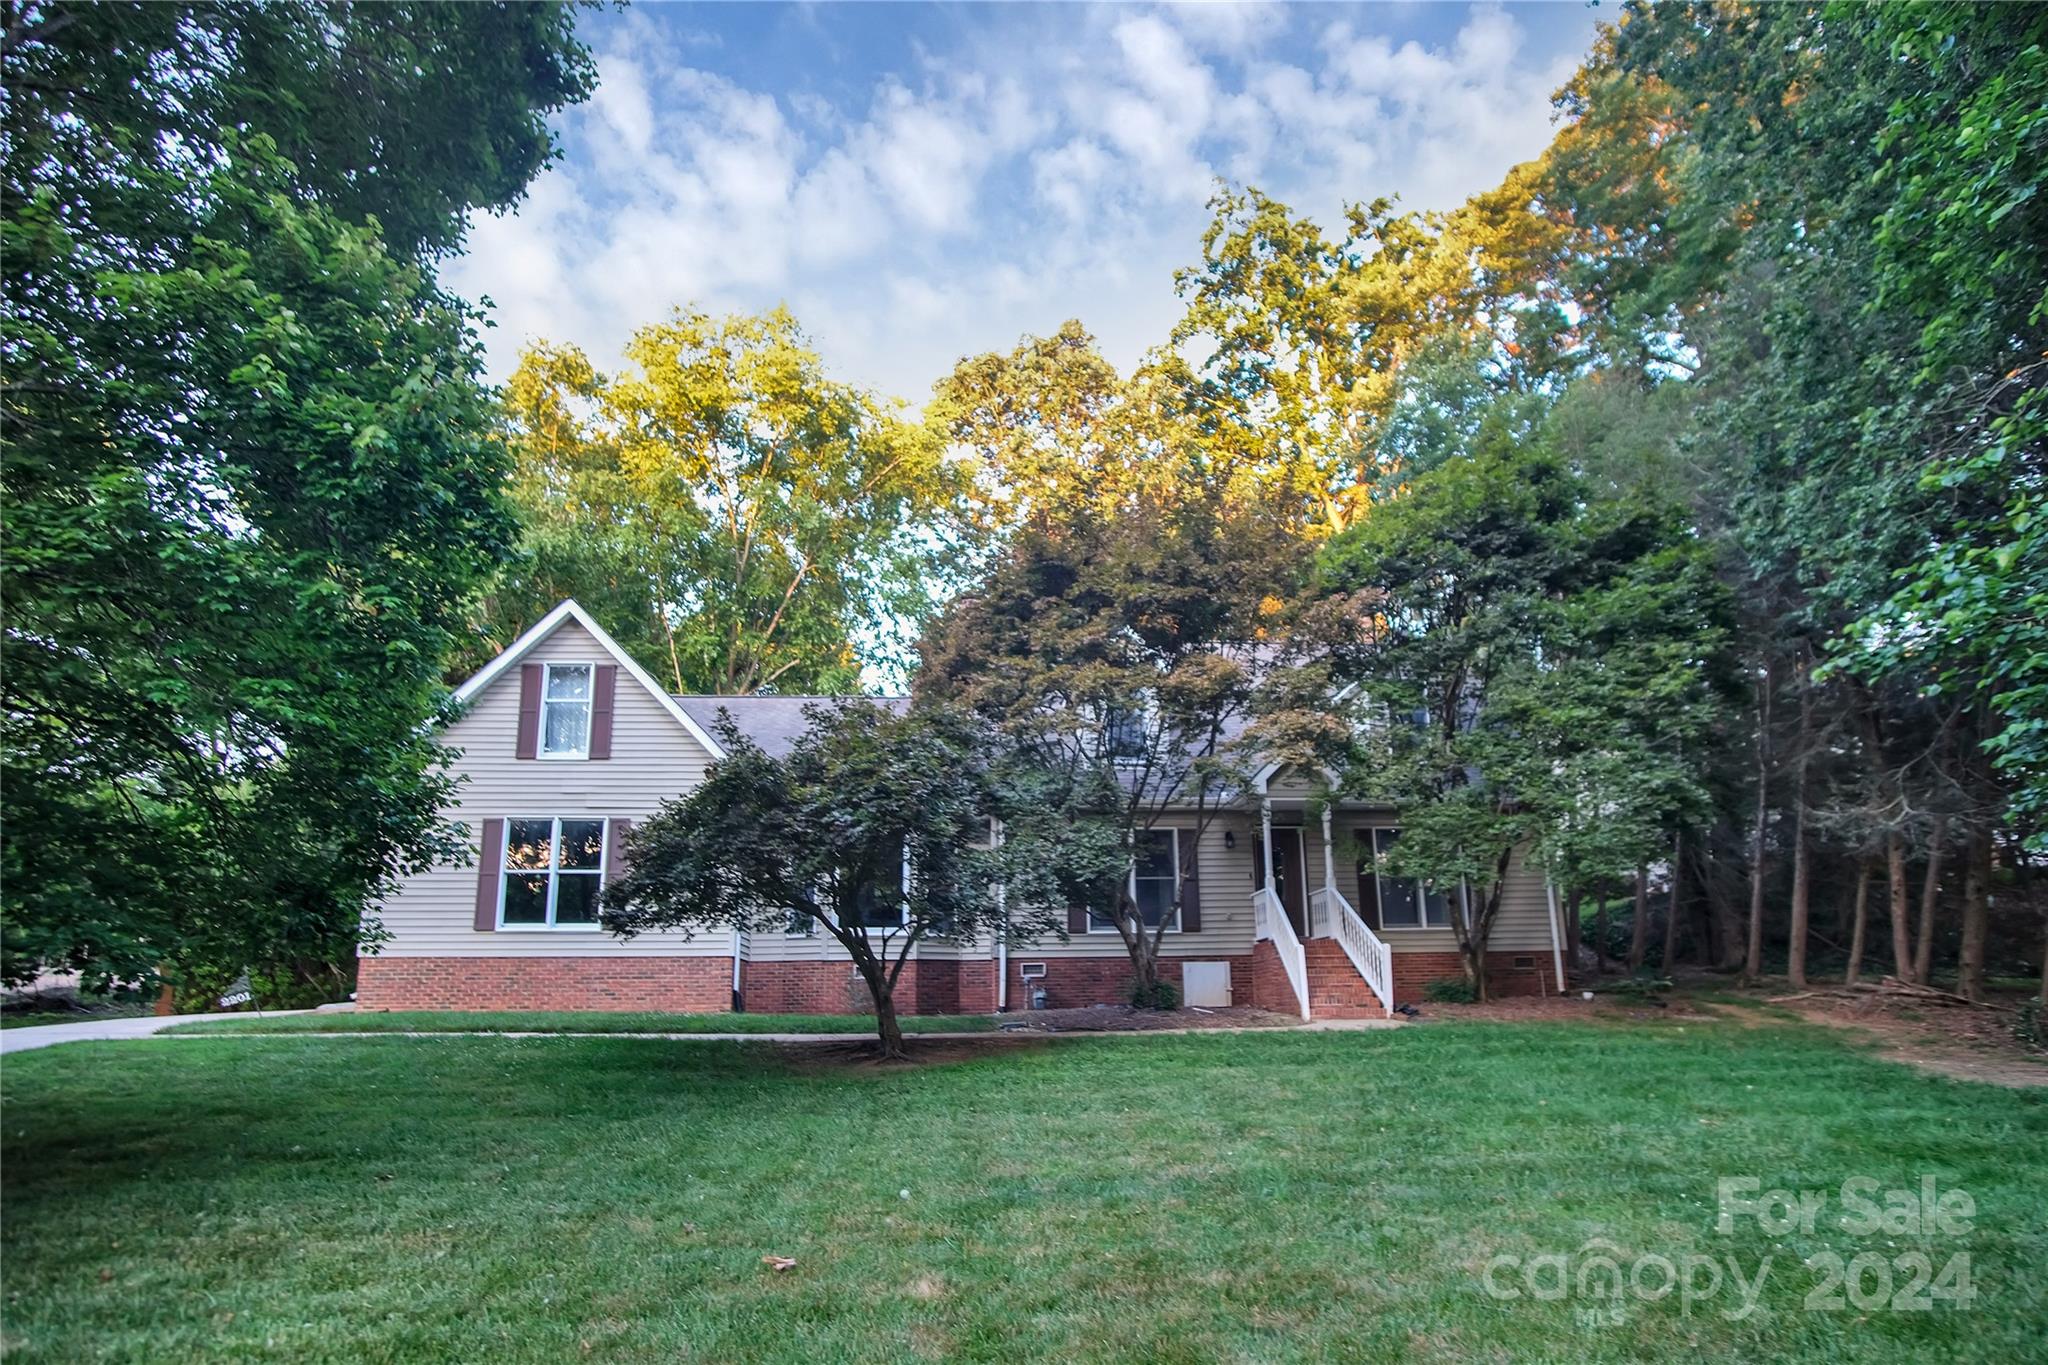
[447,2,1605,407]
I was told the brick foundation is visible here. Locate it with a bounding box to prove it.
[1247,941,1298,1015]
[357,955,734,1012]
[1388,949,1564,1006]
[738,958,1001,1015]
[1003,954,1258,1012]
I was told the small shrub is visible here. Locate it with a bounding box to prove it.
[1130,978,1180,1010]
[1424,978,1477,1004]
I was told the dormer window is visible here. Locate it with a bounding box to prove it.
[1102,705,1148,762]
[540,663,593,758]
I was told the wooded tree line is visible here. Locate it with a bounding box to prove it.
[6,3,2041,1010]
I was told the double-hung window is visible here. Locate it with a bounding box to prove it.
[501,818,607,928]
[845,839,909,931]
[1360,827,1455,929]
[539,663,593,758]
[1102,704,1148,763]
[1090,829,1181,932]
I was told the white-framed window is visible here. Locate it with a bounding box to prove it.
[1101,703,1149,763]
[539,662,593,758]
[1359,827,1459,929]
[844,839,910,931]
[1090,829,1181,933]
[501,817,607,928]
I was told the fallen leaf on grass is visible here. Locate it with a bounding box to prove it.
[761,1255,797,1272]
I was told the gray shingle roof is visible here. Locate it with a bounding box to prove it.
[671,695,909,758]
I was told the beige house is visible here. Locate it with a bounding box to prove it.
[360,601,1571,1017]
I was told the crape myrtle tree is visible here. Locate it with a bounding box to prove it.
[0,2,595,997]
[1320,386,1729,998]
[917,469,1362,1005]
[602,703,1064,1058]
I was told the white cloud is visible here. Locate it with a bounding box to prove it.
[449,2,1600,404]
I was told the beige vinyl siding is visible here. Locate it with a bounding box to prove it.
[372,620,729,957]
[1339,824,1559,954]
[1004,816,1260,960]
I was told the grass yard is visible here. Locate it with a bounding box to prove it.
[164,1010,997,1037]
[3,1020,2044,1363]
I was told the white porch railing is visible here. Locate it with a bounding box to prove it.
[1310,885,1393,1015]
[1252,886,1311,1021]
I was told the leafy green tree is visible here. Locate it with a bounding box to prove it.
[918,472,1358,1002]
[1163,179,1579,533]
[0,2,595,990]
[602,704,1062,1057]
[929,320,1167,533]
[471,309,970,694]
[1321,393,1729,997]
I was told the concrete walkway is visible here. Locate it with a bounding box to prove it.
[0,1010,320,1055]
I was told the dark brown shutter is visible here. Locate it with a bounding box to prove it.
[474,818,505,931]
[1067,904,1089,936]
[589,665,617,759]
[1179,832,1202,932]
[514,663,542,759]
[605,817,632,881]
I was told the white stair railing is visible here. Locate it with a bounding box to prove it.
[1252,886,1311,1021]
[1320,884,1394,1015]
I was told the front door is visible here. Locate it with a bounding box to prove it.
[1255,827,1309,939]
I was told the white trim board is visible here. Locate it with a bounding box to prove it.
[450,599,728,760]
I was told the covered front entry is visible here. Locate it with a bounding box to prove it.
[1254,826,1308,939]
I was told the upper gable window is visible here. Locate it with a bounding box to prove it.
[540,663,593,758]
[1102,705,1148,762]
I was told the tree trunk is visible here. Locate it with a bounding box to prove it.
[1699,847,1739,969]
[1787,662,1815,989]
[1886,830,1913,983]
[1958,826,1991,1003]
[873,990,907,1059]
[1913,816,1948,987]
[1845,857,1873,986]
[852,958,909,1060]
[1660,833,1684,974]
[1745,664,1772,981]
[1594,897,1610,974]
[1627,862,1651,973]
[1744,834,1766,982]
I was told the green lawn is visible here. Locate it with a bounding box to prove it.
[164,1009,996,1036]
[4,1022,2044,1362]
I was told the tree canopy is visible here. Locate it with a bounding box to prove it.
[470,308,970,694]
[1,2,595,992]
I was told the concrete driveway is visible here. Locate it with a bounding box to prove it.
[0,1010,317,1055]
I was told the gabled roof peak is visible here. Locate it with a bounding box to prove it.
[449,600,727,759]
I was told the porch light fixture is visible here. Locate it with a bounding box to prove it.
[1223,830,1235,849]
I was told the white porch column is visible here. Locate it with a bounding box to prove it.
[1259,797,1275,895]
[1320,805,1337,935]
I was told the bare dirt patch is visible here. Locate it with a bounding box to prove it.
[1413,974,2048,1088]
[1769,987,2047,1089]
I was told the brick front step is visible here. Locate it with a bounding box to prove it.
[1303,938,1384,1013]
